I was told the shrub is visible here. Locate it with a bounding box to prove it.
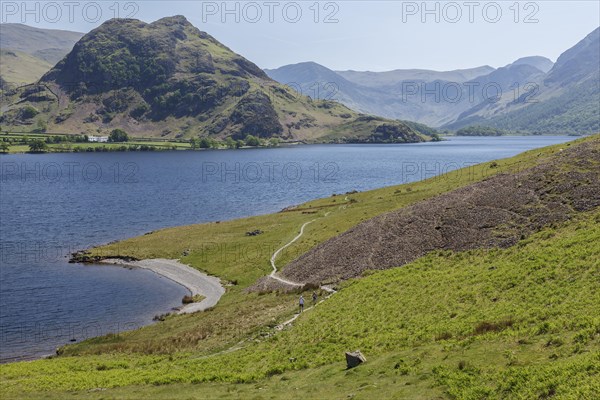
[473,318,514,335]
[435,331,453,341]
[17,105,39,120]
[182,294,205,304]
[199,137,212,148]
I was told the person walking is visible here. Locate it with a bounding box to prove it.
[299,295,305,313]
[312,291,318,305]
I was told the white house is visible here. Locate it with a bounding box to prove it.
[88,135,109,143]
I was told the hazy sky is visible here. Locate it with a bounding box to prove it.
[2,1,599,71]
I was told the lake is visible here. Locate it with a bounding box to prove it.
[0,136,577,362]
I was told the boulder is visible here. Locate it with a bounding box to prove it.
[345,350,366,369]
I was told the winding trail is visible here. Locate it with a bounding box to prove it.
[269,219,317,287]
[194,197,355,358]
[268,214,345,330]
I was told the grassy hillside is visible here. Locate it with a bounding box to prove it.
[0,49,53,86]
[63,209,598,399]
[280,136,599,285]
[0,136,597,399]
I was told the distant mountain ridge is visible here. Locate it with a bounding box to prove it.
[447,27,599,134]
[336,65,496,87]
[2,21,597,136]
[267,29,599,135]
[0,23,83,86]
[0,23,83,64]
[509,56,554,73]
[267,58,554,127]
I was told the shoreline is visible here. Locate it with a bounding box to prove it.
[0,259,225,364]
[100,258,225,314]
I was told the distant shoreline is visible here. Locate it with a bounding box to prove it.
[0,134,582,155]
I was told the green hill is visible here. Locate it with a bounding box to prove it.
[0,135,598,399]
[0,16,427,144]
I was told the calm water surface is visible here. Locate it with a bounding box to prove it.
[0,136,577,361]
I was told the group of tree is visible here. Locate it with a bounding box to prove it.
[188,135,281,150]
[73,144,160,152]
[455,126,508,136]
[44,135,89,144]
[190,137,216,149]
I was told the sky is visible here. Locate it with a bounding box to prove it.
[1,1,599,71]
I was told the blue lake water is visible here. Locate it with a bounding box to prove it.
[0,136,577,361]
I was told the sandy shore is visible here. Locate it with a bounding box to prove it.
[101,258,225,314]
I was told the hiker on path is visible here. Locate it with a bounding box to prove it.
[312,291,318,305]
[299,295,305,313]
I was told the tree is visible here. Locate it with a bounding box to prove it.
[18,105,39,120]
[190,137,199,150]
[29,140,48,152]
[108,129,129,142]
[236,140,244,149]
[225,137,236,149]
[198,137,212,149]
[35,118,48,133]
[245,135,260,147]
[0,142,9,153]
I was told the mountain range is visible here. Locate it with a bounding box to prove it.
[1,21,598,137]
[267,28,599,134]
[0,17,429,143]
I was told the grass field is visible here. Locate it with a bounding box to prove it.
[0,132,293,153]
[0,135,597,399]
[0,132,193,153]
